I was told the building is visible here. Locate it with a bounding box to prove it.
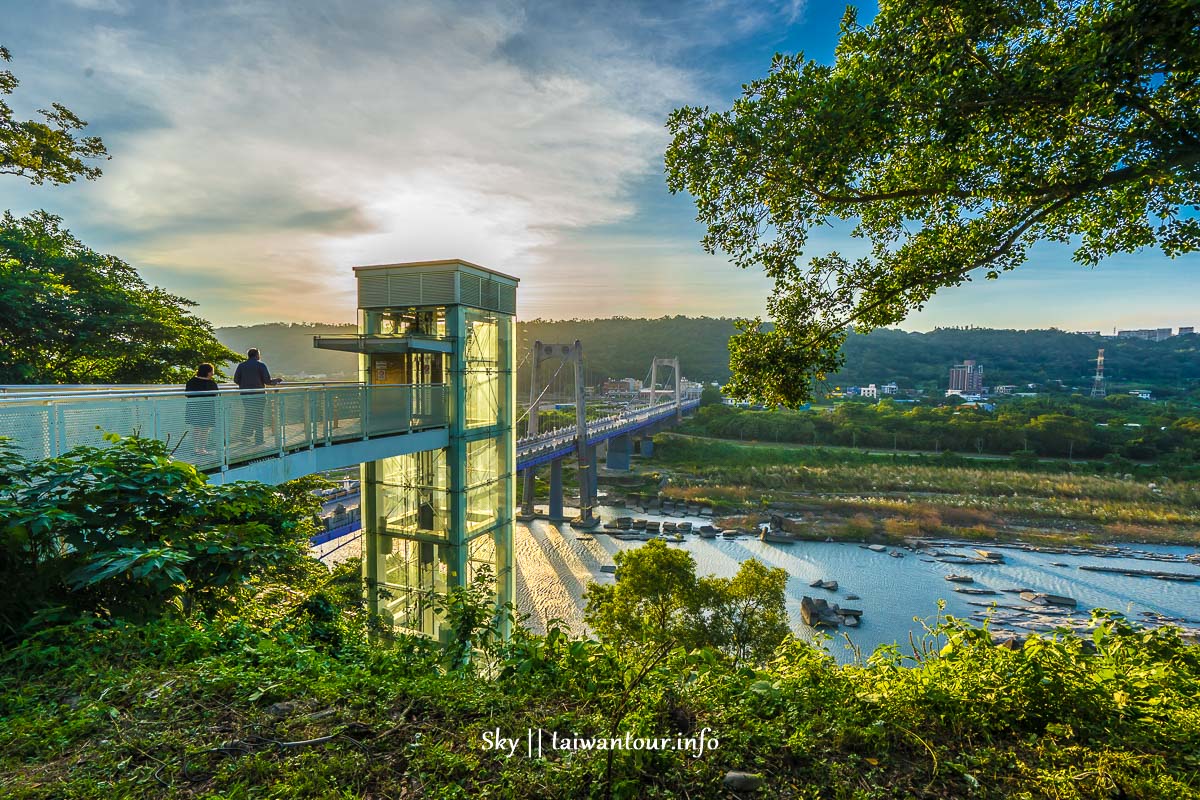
[678,378,704,401]
[1117,328,1174,341]
[1129,390,1153,400]
[601,377,642,399]
[860,383,878,399]
[994,385,1018,395]
[1076,330,1101,336]
[879,382,899,395]
[1180,326,1195,336]
[947,360,984,396]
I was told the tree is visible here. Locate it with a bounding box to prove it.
[1,46,107,184]
[584,540,791,666]
[696,559,790,668]
[699,383,724,406]
[0,211,240,383]
[584,539,699,653]
[666,0,1200,407]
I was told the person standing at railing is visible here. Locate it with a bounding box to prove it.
[233,348,282,446]
[185,363,219,455]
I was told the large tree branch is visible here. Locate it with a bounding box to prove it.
[790,194,1076,351]
[764,145,1200,206]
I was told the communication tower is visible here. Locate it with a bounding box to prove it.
[1090,348,1106,399]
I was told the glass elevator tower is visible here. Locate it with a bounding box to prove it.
[317,260,517,641]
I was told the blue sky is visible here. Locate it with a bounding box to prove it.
[1,0,1196,330]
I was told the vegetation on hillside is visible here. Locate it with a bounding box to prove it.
[3,439,1200,799]
[215,320,1200,398]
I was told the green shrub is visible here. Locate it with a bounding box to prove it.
[0,435,322,641]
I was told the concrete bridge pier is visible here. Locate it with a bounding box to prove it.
[572,443,600,528]
[638,433,654,458]
[547,458,565,522]
[518,467,537,521]
[606,432,632,471]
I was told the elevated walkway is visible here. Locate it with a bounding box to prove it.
[0,385,697,483]
[0,383,448,484]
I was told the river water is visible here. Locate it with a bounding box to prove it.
[514,504,1200,664]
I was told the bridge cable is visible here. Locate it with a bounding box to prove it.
[515,359,569,426]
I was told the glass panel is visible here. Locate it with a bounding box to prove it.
[466,438,499,487]
[369,307,447,338]
[466,479,504,532]
[466,533,497,587]
[381,538,450,636]
[376,449,450,538]
[464,309,501,429]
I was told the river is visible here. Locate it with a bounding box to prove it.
[514,504,1200,664]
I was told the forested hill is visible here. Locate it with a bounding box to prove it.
[215,322,359,379]
[836,327,1200,390]
[214,320,1200,391]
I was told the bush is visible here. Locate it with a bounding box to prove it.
[0,435,322,641]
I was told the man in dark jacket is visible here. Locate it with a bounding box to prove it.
[233,348,282,445]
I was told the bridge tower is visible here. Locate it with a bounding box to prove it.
[649,356,682,421]
[317,260,518,641]
[520,340,598,527]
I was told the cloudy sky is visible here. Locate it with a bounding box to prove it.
[2,0,1197,329]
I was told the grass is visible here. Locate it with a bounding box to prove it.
[3,559,1199,799]
[651,435,1200,546]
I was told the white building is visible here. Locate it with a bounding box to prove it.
[860,384,878,399]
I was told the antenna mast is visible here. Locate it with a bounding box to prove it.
[1090,348,1106,399]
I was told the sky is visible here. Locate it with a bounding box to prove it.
[1,0,1197,330]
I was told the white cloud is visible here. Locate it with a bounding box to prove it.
[62,0,132,14]
[65,0,694,323]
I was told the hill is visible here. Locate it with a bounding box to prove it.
[214,321,1200,393]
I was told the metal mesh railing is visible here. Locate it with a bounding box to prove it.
[0,384,447,472]
[515,398,700,463]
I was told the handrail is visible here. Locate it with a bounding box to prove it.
[0,382,400,403]
[0,383,449,473]
[516,398,698,454]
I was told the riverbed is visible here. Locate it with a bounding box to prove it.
[514,505,1200,663]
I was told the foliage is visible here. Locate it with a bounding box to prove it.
[584,540,700,653]
[428,564,516,672]
[584,539,790,667]
[2,566,1199,798]
[0,211,241,383]
[685,396,1200,467]
[695,558,790,668]
[0,435,321,640]
[0,45,107,185]
[698,384,723,406]
[0,445,1198,797]
[666,0,1200,406]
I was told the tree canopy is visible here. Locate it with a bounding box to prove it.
[666,0,1200,407]
[583,539,790,666]
[0,211,240,383]
[1,46,107,185]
